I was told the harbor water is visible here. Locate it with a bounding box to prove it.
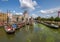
[0,23,60,42]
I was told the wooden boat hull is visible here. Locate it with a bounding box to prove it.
[17,22,25,28]
[49,24,59,29]
[18,24,23,28]
[41,22,59,29]
[4,26,15,34]
[0,22,4,27]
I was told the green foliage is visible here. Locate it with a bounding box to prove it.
[35,16,41,20]
[35,16,60,21]
[49,17,54,21]
[54,17,60,21]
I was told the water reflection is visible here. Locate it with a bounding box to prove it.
[21,25,34,33]
[6,33,15,40]
[0,28,6,38]
[29,25,34,33]
[0,23,60,42]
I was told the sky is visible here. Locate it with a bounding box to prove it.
[0,0,60,18]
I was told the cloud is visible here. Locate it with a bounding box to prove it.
[40,7,60,14]
[19,0,37,10]
[32,14,38,18]
[16,13,23,15]
[11,10,23,15]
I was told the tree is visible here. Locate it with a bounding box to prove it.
[49,17,54,21]
[55,17,60,22]
[35,16,41,21]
